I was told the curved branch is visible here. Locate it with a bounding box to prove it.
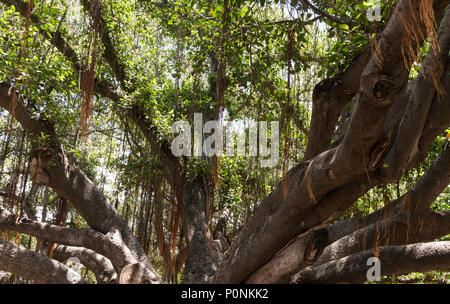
[53,245,117,284]
[0,240,87,284]
[214,0,432,279]
[80,0,127,86]
[0,0,183,191]
[292,241,450,284]
[413,56,450,162]
[246,142,450,283]
[305,49,370,160]
[80,0,183,187]
[0,208,139,276]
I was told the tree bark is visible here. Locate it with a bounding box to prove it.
[53,245,117,284]
[292,241,450,284]
[0,240,87,284]
[181,177,214,283]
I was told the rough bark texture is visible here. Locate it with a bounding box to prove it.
[181,177,214,283]
[292,241,450,284]
[305,49,370,160]
[0,240,87,284]
[0,208,137,279]
[248,142,450,283]
[53,245,117,284]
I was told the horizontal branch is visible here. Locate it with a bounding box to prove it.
[247,142,450,283]
[0,240,87,284]
[292,241,450,284]
[311,209,450,270]
[0,208,137,274]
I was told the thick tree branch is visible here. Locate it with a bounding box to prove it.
[53,245,117,284]
[312,209,450,269]
[305,49,370,160]
[0,240,87,283]
[247,143,450,283]
[411,145,450,210]
[310,143,450,268]
[292,241,450,284]
[414,56,450,161]
[80,0,183,187]
[4,0,183,189]
[214,0,436,281]
[0,208,142,278]
[381,8,450,177]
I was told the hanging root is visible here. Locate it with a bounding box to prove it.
[399,0,425,70]
[399,0,443,95]
[419,0,444,97]
[372,35,383,70]
[80,31,98,138]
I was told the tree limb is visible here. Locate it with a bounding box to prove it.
[300,0,360,29]
[305,49,370,160]
[292,241,450,284]
[381,8,450,177]
[53,245,117,284]
[0,208,141,277]
[80,0,128,86]
[0,240,87,284]
[246,144,450,283]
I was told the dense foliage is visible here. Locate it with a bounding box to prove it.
[0,0,448,284]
